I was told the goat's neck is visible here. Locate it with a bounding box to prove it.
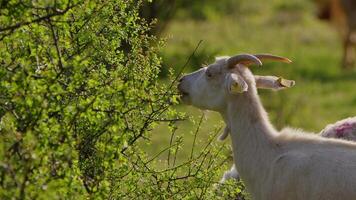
[225,92,278,189]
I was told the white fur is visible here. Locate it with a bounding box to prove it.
[222,122,356,183]
[220,164,239,183]
[178,55,356,200]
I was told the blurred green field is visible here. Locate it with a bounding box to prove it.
[141,0,356,169]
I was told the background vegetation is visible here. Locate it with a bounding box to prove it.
[1,0,356,199]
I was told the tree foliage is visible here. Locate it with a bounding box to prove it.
[0,0,241,199]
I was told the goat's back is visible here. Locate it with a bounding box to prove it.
[268,132,356,200]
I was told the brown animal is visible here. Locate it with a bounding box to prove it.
[316,0,356,68]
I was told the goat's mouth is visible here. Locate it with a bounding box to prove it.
[179,91,189,100]
[177,89,190,104]
[177,82,191,104]
[180,91,189,96]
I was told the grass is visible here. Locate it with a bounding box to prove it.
[141,0,356,172]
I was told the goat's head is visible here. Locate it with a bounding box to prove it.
[177,54,294,111]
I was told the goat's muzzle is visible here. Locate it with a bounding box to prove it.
[177,77,190,103]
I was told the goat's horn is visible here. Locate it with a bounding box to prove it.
[254,54,292,63]
[227,54,262,68]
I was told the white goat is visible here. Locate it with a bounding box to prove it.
[221,118,356,183]
[178,54,356,200]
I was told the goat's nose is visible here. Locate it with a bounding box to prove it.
[178,76,184,83]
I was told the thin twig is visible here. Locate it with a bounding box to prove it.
[167,40,203,90]
[47,17,64,72]
[167,126,177,166]
[190,113,204,160]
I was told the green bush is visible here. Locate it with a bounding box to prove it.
[0,0,237,199]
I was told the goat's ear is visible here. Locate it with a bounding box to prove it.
[227,74,248,94]
[255,75,295,90]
